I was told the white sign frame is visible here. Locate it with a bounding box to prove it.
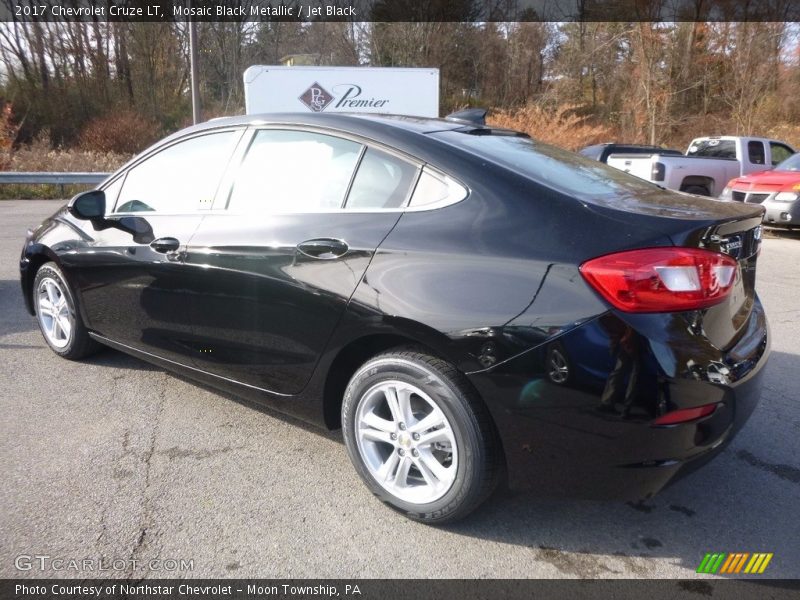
[243,66,440,118]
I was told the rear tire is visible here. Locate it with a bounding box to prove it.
[33,262,101,360]
[342,348,501,524]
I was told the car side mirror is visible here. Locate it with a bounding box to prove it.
[67,190,106,220]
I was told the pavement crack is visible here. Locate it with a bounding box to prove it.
[95,425,133,550]
[125,373,169,576]
[736,449,800,485]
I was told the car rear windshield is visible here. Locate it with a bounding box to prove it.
[776,153,800,172]
[687,139,736,158]
[432,131,663,202]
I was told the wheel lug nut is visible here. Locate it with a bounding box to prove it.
[390,433,397,440]
[412,433,420,441]
[398,448,405,456]
[398,422,406,431]
[411,449,419,457]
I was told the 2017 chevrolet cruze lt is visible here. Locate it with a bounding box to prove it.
[20,113,769,523]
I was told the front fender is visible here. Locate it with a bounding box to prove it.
[20,210,92,317]
[20,241,62,315]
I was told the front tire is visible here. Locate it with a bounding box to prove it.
[33,262,100,360]
[342,348,501,523]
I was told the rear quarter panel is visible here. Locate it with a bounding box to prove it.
[344,152,676,374]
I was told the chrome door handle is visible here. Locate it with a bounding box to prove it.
[150,237,181,253]
[297,238,349,260]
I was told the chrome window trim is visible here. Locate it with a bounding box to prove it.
[103,122,471,218]
[341,145,369,209]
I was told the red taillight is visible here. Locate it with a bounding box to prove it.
[651,403,719,426]
[579,247,738,313]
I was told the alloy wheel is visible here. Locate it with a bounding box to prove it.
[36,277,73,349]
[354,380,458,504]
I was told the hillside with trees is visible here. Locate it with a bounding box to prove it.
[1,20,798,175]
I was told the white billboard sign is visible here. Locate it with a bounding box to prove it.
[243,66,440,118]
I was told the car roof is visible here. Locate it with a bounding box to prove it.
[141,112,522,174]
[111,113,504,185]
[182,112,471,137]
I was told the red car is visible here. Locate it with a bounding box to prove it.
[721,152,800,228]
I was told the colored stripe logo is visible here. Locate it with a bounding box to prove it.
[697,552,773,574]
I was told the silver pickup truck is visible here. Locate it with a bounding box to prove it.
[606,136,796,196]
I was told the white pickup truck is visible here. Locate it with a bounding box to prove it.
[606,136,796,196]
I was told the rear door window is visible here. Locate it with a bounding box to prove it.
[344,148,419,210]
[228,130,362,213]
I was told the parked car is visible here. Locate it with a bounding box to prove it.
[578,143,682,163]
[20,114,769,523]
[720,152,800,228]
[606,136,796,196]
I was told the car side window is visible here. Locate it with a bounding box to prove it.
[770,142,794,166]
[688,139,736,158]
[228,130,362,213]
[101,176,123,211]
[345,148,419,209]
[113,130,241,214]
[408,167,468,209]
[747,141,766,165]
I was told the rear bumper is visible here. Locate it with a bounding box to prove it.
[468,301,769,500]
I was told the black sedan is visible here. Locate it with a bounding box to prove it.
[20,113,769,523]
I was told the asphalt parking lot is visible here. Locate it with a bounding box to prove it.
[1,199,798,579]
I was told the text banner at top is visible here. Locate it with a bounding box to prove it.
[2,0,800,23]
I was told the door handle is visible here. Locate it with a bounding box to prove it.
[297,238,349,260]
[150,237,181,253]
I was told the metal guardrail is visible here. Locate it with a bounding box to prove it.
[0,171,110,196]
[0,172,110,185]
